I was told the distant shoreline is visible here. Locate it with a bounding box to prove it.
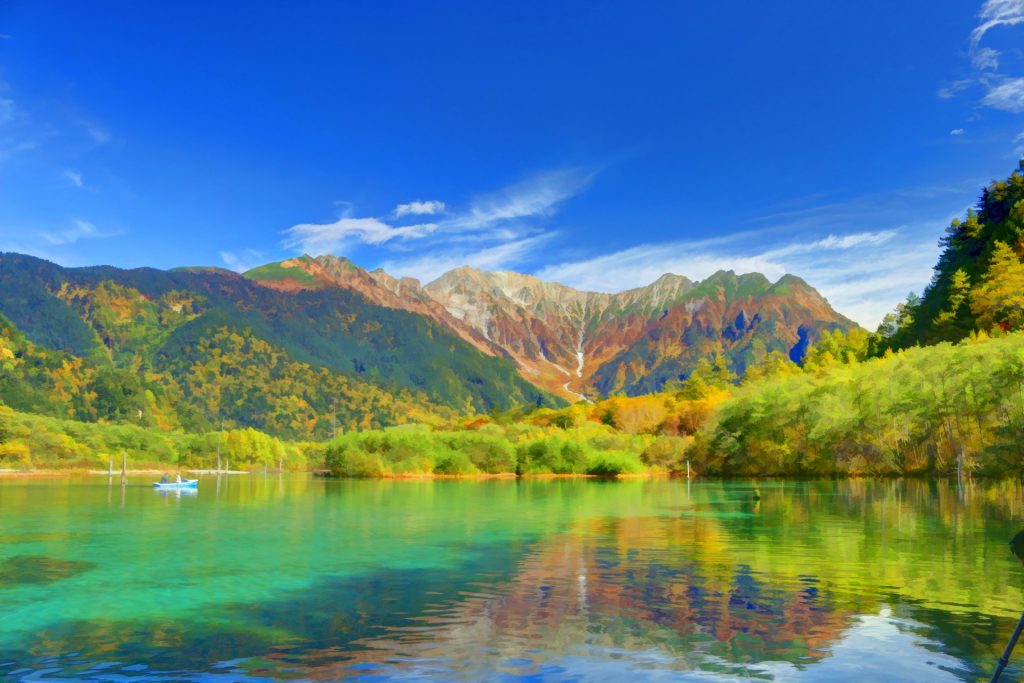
[0,468,253,478]
[0,468,670,480]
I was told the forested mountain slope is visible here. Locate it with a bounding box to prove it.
[0,253,557,438]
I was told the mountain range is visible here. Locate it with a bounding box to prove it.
[242,254,854,399]
[0,251,853,437]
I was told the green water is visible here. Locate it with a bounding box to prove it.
[1,476,1023,682]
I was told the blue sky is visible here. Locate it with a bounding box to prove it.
[1,1,1024,327]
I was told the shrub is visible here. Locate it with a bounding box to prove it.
[586,451,644,476]
[641,435,690,469]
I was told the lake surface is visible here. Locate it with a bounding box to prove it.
[1,476,1023,682]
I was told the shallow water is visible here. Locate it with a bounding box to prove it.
[1,476,1023,681]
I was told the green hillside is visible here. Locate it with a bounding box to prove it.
[0,253,560,439]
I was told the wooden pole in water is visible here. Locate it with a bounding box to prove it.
[120,450,127,486]
[991,612,1024,682]
[686,459,691,480]
[108,454,113,478]
[216,418,223,473]
[995,533,1024,681]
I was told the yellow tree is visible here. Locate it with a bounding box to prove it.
[970,240,1024,331]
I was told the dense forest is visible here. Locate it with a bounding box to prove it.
[876,160,1024,351]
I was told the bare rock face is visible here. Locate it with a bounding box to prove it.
[244,255,505,358]
[424,268,855,400]
[246,255,855,401]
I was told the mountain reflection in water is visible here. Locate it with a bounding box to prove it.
[0,477,1020,681]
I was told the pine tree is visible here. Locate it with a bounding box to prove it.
[932,268,971,330]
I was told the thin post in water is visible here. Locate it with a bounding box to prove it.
[992,530,1024,681]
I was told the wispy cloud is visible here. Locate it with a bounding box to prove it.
[970,0,1024,48]
[448,168,594,232]
[0,87,61,162]
[946,0,1024,124]
[220,249,267,273]
[284,216,437,253]
[40,219,117,246]
[0,96,37,161]
[981,76,1024,111]
[381,234,556,284]
[394,199,444,217]
[943,1,1024,147]
[937,79,975,99]
[973,46,1002,70]
[950,128,966,135]
[0,137,39,161]
[80,120,111,145]
[63,169,84,188]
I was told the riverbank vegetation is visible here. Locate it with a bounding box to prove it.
[0,406,307,471]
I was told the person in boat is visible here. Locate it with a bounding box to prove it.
[175,472,182,483]
[159,474,170,484]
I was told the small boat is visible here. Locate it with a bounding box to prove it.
[153,479,198,489]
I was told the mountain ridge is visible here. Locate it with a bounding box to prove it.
[242,254,856,399]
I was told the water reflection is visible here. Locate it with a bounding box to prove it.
[0,477,1022,681]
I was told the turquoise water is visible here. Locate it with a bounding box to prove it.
[1,475,1023,681]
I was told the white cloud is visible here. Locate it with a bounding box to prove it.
[806,231,896,250]
[981,76,1024,111]
[937,80,975,99]
[280,168,594,269]
[39,219,110,246]
[1015,129,1024,155]
[971,0,1024,48]
[283,216,437,253]
[394,199,445,217]
[972,46,1001,70]
[220,249,267,273]
[950,128,965,136]
[450,168,594,231]
[945,2,1024,151]
[63,169,84,188]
